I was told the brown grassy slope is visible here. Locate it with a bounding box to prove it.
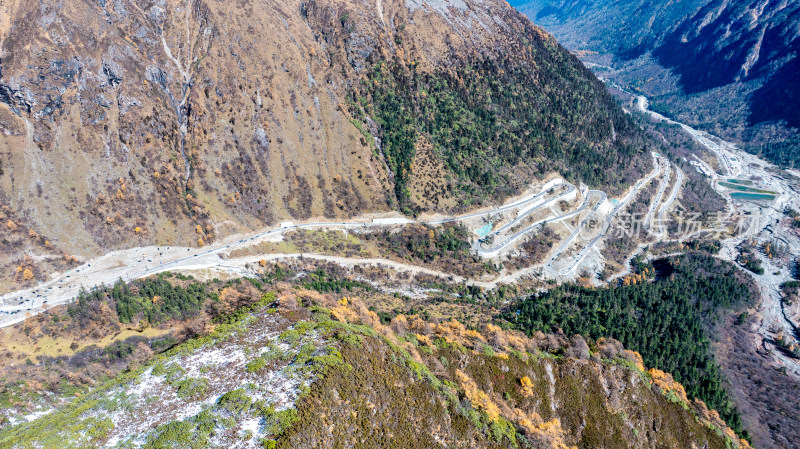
[0,0,389,266]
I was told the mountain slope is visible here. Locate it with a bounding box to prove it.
[0,283,750,449]
[0,0,649,292]
[509,0,708,57]
[652,0,800,112]
[514,0,800,167]
[304,0,650,212]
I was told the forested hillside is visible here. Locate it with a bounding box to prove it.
[0,269,750,449]
[355,53,648,213]
[306,0,651,214]
[513,0,800,168]
[506,252,757,440]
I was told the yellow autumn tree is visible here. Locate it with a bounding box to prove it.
[515,411,576,449]
[456,369,501,421]
[520,376,534,398]
[648,368,688,404]
[415,333,432,347]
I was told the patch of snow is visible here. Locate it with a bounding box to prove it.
[240,417,261,434]
[99,313,330,445]
[7,407,55,426]
[182,346,247,378]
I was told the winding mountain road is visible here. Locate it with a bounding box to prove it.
[476,187,588,257]
[655,166,683,235]
[544,154,663,276]
[426,178,565,225]
[0,154,663,328]
[644,161,670,232]
[0,177,568,327]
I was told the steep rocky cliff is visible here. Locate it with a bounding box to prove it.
[0,0,387,259]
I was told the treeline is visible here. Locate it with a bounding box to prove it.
[68,276,214,325]
[302,267,372,294]
[505,253,756,439]
[355,50,650,212]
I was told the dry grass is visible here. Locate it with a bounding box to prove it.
[227,229,374,259]
[0,324,169,363]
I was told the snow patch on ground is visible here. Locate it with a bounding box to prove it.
[7,407,55,426]
[96,310,329,446]
[182,346,247,378]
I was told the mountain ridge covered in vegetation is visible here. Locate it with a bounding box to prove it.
[0,270,750,449]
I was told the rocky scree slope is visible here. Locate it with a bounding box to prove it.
[0,0,649,290]
[514,0,800,167]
